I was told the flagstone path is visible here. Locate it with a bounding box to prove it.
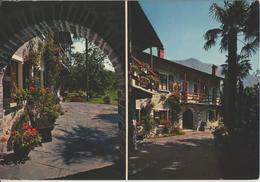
[0,102,120,180]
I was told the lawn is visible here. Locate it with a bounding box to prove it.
[89,90,118,105]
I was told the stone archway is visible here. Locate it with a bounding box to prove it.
[0,1,125,164]
[182,108,194,129]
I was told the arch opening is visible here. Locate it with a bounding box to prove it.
[182,108,193,129]
[0,2,125,179]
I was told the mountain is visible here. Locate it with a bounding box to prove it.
[173,58,259,88]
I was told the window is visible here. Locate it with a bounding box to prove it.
[182,81,188,92]
[159,73,168,90]
[169,75,174,92]
[154,110,168,122]
[194,83,198,93]
[200,82,208,94]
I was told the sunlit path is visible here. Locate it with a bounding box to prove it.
[0,102,120,179]
[129,131,222,179]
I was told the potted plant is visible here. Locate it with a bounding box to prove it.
[10,123,42,159]
[25,86,61,143]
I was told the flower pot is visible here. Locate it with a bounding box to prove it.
[13,144,30,159]
[39,128,53,143]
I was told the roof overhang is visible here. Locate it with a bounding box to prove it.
[129,1,163,51]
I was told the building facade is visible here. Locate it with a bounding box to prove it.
[132,52,222,131]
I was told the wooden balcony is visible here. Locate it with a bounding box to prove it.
[130,56,159,93]
[181,92,221,105]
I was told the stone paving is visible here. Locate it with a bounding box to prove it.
[0,102,120,180]
[129,131,222,179]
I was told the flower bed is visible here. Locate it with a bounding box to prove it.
[10,123,41,159]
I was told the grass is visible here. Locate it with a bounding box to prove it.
[89,90,118,105]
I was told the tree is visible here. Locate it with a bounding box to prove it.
[203,0,259,130]
[63,43,117,97]
[43,33,64,91]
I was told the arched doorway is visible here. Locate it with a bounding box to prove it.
[183,108,193,129]
[0,1,125,179]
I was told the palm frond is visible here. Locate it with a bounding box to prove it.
[220,33,228,52]
[203,28,222,50]
[238,59,252,79]
[209,3,226,23]
[241,42,258,57]
[244,0,259,40]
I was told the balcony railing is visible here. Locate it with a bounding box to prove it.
[130,56,159,92]
[181,92,221,105]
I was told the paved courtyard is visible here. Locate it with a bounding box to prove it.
[129,131,222,179]
[0,102,120,180]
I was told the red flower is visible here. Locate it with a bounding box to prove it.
[29,86,36,92]
[0,136,7,143]
[65,110,68,112]
[31,128,38,134]
[22,123,30,130]
[11,131,17,136]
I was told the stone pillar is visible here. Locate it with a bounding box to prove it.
[18,62,23,89]
[0,71,4,134]
[0,70,7,154]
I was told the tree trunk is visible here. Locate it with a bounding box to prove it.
[225,28,238,131]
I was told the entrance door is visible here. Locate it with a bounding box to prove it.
[183,109,193,129]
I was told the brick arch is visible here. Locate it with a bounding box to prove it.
[0,1,125,165]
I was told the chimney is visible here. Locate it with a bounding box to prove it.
[157,48,164,59]
[212,65,217,76]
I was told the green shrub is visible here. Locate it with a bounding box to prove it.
[103,95,111,104]
[25,86,61,129]
[65,91,87,102]
[143,116,154,134]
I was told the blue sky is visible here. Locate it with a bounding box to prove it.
[139,0,259,72]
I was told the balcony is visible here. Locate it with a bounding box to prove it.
[180,92,221,105]
[130,56,159,93]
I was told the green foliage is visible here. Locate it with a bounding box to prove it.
[12,86,27,106]
[103,95,111,104]
[89,90,118,105]
[167,83,181,123]
[43,33,64,88]
[143,115,154,134]
[65,91,87,102]
[12,112,30,132]
[140,101,155,134]
[25,86,61,129]
[10,123,42,151]
[63,42,117,97]
[204,0,259,129]
[213,84,259,178]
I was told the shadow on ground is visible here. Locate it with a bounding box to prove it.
[50,164,125,180]
[52,125,120,165]
[0,153,30,165]
[92,113,119,124]
[129,137,222,180]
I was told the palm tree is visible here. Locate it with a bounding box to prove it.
[203,0,259,130]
